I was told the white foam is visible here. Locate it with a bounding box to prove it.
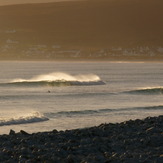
[0,112,49,126]
[11,72,101,83]
[136,86,163,91]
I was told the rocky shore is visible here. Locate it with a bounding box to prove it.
[0,116,163,163]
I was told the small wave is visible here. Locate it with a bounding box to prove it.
[47,110,100,117]
[6,72,104,87]
[0,112,49,126]
[44,105,163,118]
[125,87,163,95]
[6,80,105,87]
[137,105,163,110]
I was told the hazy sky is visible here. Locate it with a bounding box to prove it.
[0,0,76,6]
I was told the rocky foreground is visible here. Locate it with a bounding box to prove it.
[0,116,163,163]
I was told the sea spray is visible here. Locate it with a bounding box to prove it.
[11,72,101,82]
[9,72,104,86]
[0,112,49,126]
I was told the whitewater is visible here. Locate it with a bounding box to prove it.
[0,61,163,134]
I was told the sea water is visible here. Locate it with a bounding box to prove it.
[0,61,163,134]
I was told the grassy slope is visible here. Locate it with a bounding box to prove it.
[0,0,163,60]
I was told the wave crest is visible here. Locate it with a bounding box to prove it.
[44,105,163,118]
[125,87,163,95]
[0,112,49,126]
[9,72,104,87]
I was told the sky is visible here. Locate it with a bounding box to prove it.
[0,0,76,6]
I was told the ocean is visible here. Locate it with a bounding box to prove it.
[0,61,163,134]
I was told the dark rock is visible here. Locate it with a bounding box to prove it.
[67,154,75,163]
[0,115,162,162]
[9,129,16,135]
[20,130,30,135]
[53,129,58,134]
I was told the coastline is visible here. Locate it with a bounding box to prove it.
[0,0,163,61]
[0,57,163,63]
[1,115,162,162]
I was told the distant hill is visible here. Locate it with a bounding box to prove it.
[0,0,74,6]
[0,0,163,61]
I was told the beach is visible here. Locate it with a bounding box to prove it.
[0,115,162,162]
[0,1,163,161]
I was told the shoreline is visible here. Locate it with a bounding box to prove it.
[0,59,163,63]
[0,115,162,162]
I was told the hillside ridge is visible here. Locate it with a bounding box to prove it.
[0,0,163,60]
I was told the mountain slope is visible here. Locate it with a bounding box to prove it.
[0,0,163,60]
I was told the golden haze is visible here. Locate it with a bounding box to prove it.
[0,0,163,60]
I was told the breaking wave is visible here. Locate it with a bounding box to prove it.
[0,112,49,126]
[6,72,104,87]
[125,87,163,95]
[44,105,163,118]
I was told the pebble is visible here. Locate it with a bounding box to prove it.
[0,115,162,162]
